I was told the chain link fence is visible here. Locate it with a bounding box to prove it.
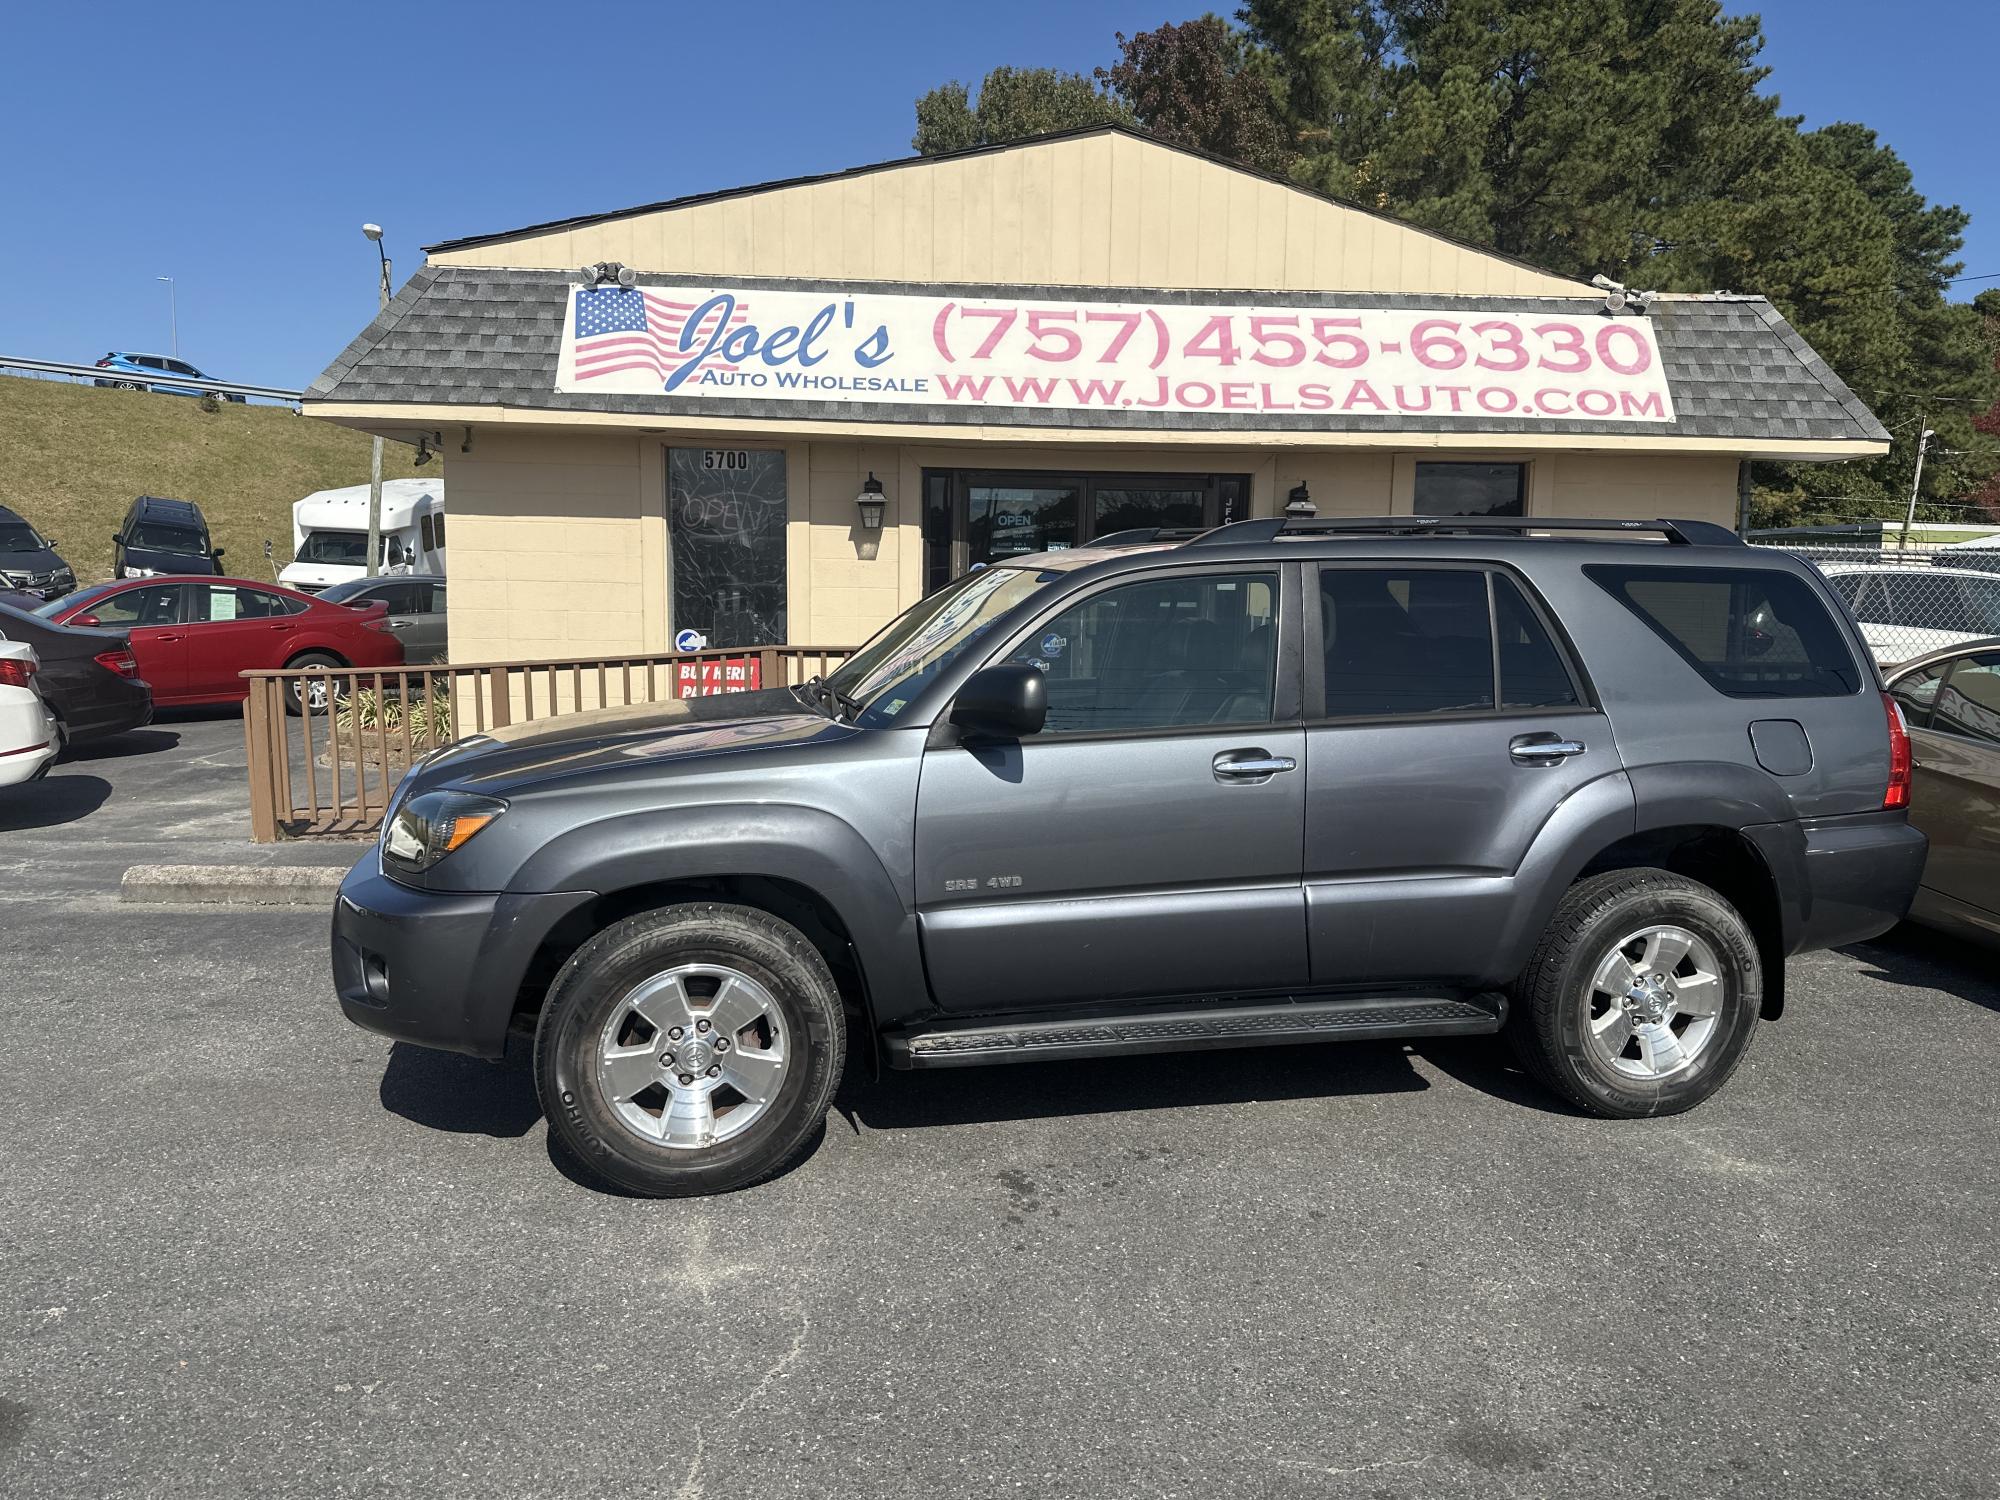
[1748,536,2000,667]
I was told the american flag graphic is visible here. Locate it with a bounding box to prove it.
[570,288,749,385]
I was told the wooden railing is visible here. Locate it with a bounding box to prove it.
[240,645,855,842]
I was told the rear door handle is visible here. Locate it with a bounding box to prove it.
[1511,734,1586,764]
[1213,749,1297,781]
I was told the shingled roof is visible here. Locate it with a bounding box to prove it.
[306,266,1887,447]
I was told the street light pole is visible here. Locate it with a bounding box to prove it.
[361,225,392,579]
[156,276,177,359]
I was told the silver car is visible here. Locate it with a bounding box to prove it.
[318,575,447,663]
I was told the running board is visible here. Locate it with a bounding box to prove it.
[884,993,1504,1069]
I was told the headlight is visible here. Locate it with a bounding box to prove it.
[123,566,157,578]
[381,790,506,873]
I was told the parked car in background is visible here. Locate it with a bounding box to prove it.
[0,601,150,749]
[92,352,245,400]
[0,505,76,600]
[0,640,59,786]
[40,577,400,715]
[1819,563,2000,665]
[112,496,224,579]
[1885,637,2000,947]
[333,515,1926,1197]
[317,575,448,662]
[278,479,445,593]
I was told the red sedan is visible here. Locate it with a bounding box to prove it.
[41,576,403,714]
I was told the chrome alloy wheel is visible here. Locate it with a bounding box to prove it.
[1584,924,1726,1080]
[595,963,790,1150]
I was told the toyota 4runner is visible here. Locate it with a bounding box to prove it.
[332,516,1927,1196]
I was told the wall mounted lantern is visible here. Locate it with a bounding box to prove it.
[856,472,887,531]
[1285,481,1317,519]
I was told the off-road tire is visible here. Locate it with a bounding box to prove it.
[1507,868,1761,1118]
[535,903,846,1197]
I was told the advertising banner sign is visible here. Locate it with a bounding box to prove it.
[557,283,1676,423]
[674,656,762,699]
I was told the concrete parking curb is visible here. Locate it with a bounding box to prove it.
[119,864,347,907]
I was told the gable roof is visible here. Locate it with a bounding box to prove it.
[306,265,1888,450]
[426,124,1578,288]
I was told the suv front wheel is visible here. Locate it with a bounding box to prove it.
[535,903,847,1196]
[1508,869,1761,1118]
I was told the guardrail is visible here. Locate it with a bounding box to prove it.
[1,355,303,403]
[239,644,855,842]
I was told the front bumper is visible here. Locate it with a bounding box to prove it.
[331,857,594,1059]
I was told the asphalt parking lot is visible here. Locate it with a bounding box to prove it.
[2,717,1997,1499]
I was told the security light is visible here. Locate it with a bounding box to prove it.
[1285,481,1316,519]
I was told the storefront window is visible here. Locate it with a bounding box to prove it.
[967,483,1080,564]
[668,448,787,648]
[1414,462,1526,518]
[1093,485,1208,533]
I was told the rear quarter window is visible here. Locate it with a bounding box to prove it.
[1585,565,1862,699]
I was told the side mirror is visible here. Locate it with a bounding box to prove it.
[75,614,101,627]
[211,546,225,560]
[46,539,58,549]
[110,532,121,544]
[950,663,1046,740]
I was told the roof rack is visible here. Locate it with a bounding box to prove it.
[1089,526,1209,549]
[1184,516,1742,549]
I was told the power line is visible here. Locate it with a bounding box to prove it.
[1945,271,1999,285]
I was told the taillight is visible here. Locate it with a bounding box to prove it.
[94,649,139,679]
[1883,693,1912,810]
[0,658,35,689]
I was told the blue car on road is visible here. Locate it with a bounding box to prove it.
[92,351,245,401]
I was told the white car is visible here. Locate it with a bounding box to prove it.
[1818,564,2000,666]
[0,639,58,787]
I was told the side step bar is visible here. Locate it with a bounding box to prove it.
[884,993,1504,1070]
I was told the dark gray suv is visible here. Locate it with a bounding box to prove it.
[332,516,1927,1196]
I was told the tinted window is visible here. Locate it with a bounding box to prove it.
[432,514,445,548]
[1889,660,1948,728]
[1494,575,1580,708]
[1933,653,2000,744]
[1320,568,1493,718]
[1588,566,1861,698]
[0,522,47,553]
[83,585,182,627]
[1414,462,1526,518]
[1008,572,1278,734]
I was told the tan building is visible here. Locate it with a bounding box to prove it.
[304,127,1888,663]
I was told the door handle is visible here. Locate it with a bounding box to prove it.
[154,632,182,643]
[1213,749,1297,781]
[269,623,296,632]
[1510,734,1586,764]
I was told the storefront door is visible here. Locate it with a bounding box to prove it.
[923,469,1249,592]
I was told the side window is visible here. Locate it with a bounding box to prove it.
[432,514,445,548]
[1320,568,1493,718]
[1588,565,1861,699]
[1933,653,2000,745]
[1845,574,1888,623]
[405,582,435,613]
[1493,575,1580,709]
[1005,572,1279,735]
[1889,660,1948,729]
[84,585,182,627]
[191,586,291,622]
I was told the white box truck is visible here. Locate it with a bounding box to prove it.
[278,479,445,593]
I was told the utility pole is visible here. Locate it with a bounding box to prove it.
[361,225,391,578]
[1900,420,1934,552]
[156,276,177,358]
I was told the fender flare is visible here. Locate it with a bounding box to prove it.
[509,802,929,1027]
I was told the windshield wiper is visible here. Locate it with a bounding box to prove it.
[797,674,841,720]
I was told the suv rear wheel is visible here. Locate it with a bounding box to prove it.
[535,903,846,1196]
[1508,869,1760,1118]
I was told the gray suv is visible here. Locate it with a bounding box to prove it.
[332,516,1927,1196]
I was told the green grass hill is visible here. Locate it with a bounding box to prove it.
[0,375,428,586]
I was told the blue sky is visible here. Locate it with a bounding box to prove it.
[2,0,1993,389]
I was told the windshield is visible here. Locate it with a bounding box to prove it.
[129,522,206,554]
[825,566,1054,727]
[296,529,386,566]
[0,522,48,553]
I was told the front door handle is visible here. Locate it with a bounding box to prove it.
[1213,749,1297,781]
[153,632,182,643]
[1510,734,1586,765]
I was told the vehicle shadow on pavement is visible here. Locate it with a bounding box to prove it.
[1407,1035,1586,1117]
[839,1038,1430,1130]
[379,1042,543,1137]
[1838,926,2000,1015]
[0,774,111,830]
[61,728,180,761]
